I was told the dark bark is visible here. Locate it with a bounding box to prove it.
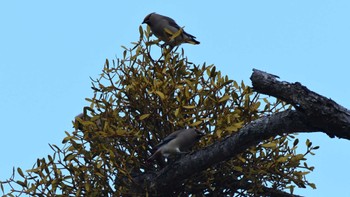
[132,69,350,195]
[250,69,350,139]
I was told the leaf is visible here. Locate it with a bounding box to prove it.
[303,162,308,168]
[288,185,295,194]
[155,91,165,100]
[251,102,261,110]
[16,181,27,188]
[225,125,239,132]
[276,156,289,163]
[86,183,90,192]
[261,142,277,148]
[263,98,270,104]
[17,167,24,177]
[190,120,202,127]
[175,108,180,117]
[233,166,243,172]
[26,168,39,173]
[241,81,245,89]
[121,45,127,50]
[210,66,216,78]
[306,139,312,147]
[139,114,150,120]
[293,139,299,147]
[105,59,109,69]
[62,131,73,143]
[218,95,230,103]
[237,155,246,163]
[168,27,184,41]
[222,80,234,86]
[300,171,310,176]
[309,183,317,189]
[62,136,72,144]
[164,27,174,35]
[206,65,214,77]
[291,154,305,162]
[183,105,196,109]
[97,161,102,169]
[139,25,143,39]
[233,80,239,89]
[184,79,194,89]
[185,86,190,98]
[225,122,244,133]
[116,129,127,135]
[216,129,223,138]
[64,153,76,161]
[96,172,104,178]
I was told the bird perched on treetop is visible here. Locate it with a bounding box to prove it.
[142,13,200,47]
[148,128,204,161]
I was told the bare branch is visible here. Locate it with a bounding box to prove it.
[251,69,350,139]
[134,69,350,195]
[134,110,316,194]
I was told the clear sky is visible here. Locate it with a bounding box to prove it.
[1,1,349,196]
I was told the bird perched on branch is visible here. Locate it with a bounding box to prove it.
[142,13,200,47]
[148,128,204,162]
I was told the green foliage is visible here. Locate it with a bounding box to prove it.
[0,26,317,196]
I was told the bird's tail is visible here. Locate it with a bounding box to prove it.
[183,31,200,45]
[188,38,200,45]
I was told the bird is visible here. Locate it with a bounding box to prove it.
[142,13,200,47]
[148,128,204,161]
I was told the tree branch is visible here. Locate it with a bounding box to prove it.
[134,69,350,195]
[135,110,317,195]
[250,69,350,139]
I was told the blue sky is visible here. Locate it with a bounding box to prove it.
[1,1,349,196]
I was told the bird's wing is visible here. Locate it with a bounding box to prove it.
[154,136,175,149]
[153,129,186,150]
[148,131,178,161]
[153,134,177,149]
[183,31,197,39]
[162,16,196,38]
[163,16,181,30]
